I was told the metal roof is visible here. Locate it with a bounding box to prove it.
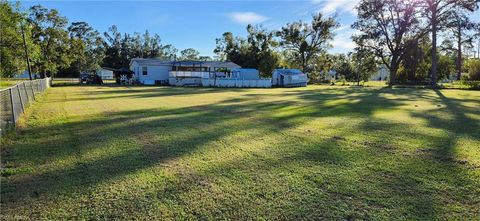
[130,58,174,66]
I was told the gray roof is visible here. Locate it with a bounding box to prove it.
[130,58,241,68]
[130,58,173,66]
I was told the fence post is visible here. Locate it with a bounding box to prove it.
[23,82,30,104]
[30,81,35,101]
[17,84,25,113]
[9,88,16,124]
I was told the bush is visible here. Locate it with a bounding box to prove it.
[465,59,480,80]
[459,80,480,89]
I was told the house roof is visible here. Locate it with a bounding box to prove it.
[130,58,173,66]
[101,67,117,71]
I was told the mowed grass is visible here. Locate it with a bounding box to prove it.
[0,78,26,88]
[1,85,479,220]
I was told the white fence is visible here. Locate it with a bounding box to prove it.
[202,79,271,88]
[0,78,51,133]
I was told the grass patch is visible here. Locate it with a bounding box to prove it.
[0,78,26,88]
[1,85,479,220]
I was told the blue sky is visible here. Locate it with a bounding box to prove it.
[20,0,480,57]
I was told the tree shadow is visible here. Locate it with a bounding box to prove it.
[1,86,479,219]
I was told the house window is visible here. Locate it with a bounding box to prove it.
[142,66,148,75]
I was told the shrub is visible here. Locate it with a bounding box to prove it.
[465,59,480,80]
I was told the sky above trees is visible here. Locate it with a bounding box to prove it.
[18,0,407,57]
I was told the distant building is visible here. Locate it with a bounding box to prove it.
[129,58,241,85]
[14,70,38,79]
[370,65,389,81]
[96,67,115,80]
[272,69,308,87]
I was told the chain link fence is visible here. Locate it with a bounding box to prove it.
[0,78,51,134]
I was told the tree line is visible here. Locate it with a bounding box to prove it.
[214,0,480,85]
[0,2,208,78]
[1,1,480,85]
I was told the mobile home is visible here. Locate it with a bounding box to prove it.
[129,58,241,85]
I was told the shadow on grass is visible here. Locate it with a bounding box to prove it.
[1,86,479,219]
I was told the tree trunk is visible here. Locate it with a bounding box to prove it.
[457,20,462,80]
[456,23,462,80]
[431,16,438,86]
[302,52,307,73]
[389,57,398,86]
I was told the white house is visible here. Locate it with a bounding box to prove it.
[96,67,114,80]
[370,65,389,81]
[129,58,241,85]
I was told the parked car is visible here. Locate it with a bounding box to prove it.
[79,73,89,83]
[80,74,103,84]
[86,75,103,84]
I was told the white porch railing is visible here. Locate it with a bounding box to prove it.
[169,71,210,78]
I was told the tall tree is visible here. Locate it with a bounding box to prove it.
[103,25,123,68]
[399,37,431,82]
[198,56,212,61]
[332,54,355,81]
[149,33,163,58]
[311,53,335,82]
[419,0,478,85]
[0,1,39,77]
[214,32,248,64]
[277,13,339,73]
[68,22,105,75]
[352,0,421,85]
[179,48,200,60]
[441,12,476,80]
[28,5,72,77]
[351,38,377,85]
[245,25,279,76]
[214,25,279,75]
[159,44,178,60]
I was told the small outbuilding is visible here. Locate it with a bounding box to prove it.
[96,67,115,80]
[272,69,308,87]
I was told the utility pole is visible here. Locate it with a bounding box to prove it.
[20,21,33,80]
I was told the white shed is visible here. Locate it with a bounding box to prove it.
[96,67,114,80]
[272,69,308,87]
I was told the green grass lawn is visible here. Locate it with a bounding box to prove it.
[0,78,26,88]
[1,85,479,220]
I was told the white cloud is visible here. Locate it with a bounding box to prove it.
[312,0,359,15]
[228,12,269,25]
[330,26,359,52]
[335,24,350,31]
[331,38,356,50]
